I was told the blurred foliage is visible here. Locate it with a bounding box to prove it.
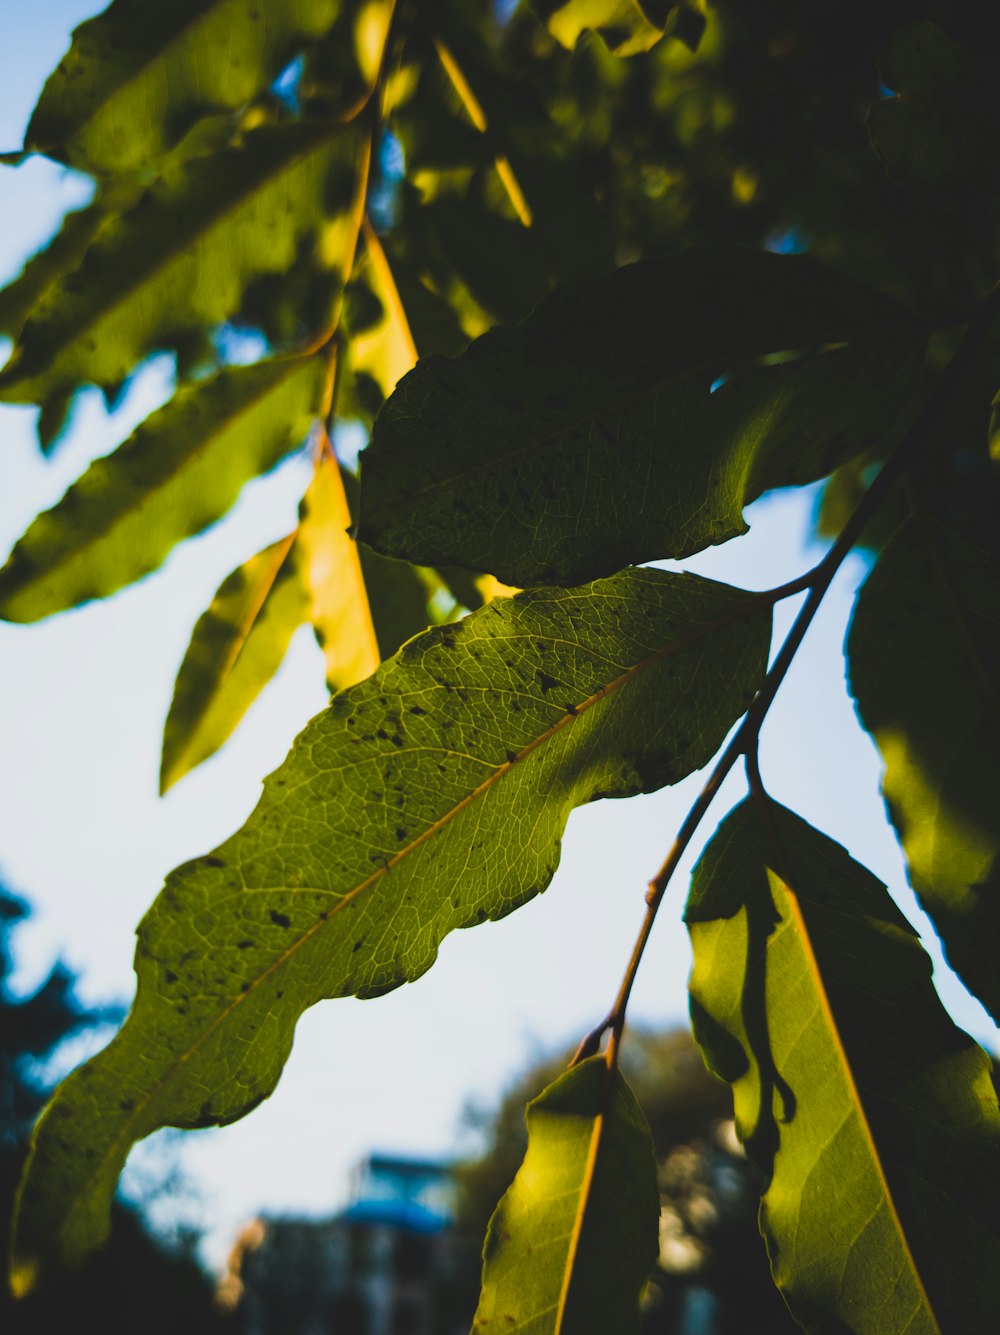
[0,885,230,1333]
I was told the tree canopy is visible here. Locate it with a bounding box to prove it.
[3,2,1000,1330]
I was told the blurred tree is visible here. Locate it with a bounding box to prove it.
[0,883,231,1334]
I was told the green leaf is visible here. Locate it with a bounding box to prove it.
[13,567,770,1285]
[847,512,1000,1022]
[359,248,923,586]
[686,800,1000,1335]
[472,1055,659,1334]
[868,23,993,193]
[159,532,307,794]
[25,0,341,175]
[0,181,141,342]
[0,354,328,623]
[0,121,364,408]
[539,1,705,57]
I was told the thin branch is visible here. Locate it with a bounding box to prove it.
[584,279,1000,1071]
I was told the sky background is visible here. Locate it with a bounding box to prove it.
[1,0,997,1273]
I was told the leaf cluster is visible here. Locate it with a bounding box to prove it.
[3,2,1000,1330]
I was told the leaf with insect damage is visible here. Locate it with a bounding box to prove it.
[13,567,769,1287]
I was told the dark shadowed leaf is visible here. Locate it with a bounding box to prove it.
[473,1055,659,1334]
[0,354,328,623]
[848,512,1000,1022]
[868,23,995,193]
[159,533,308,794]
[13,567,770,1285]
[687,800,1000,1335]
[359,248,923,585]
[25,0,342,174]
[0,121,364,408]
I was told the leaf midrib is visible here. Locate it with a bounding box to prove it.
[56,586,768,1240]
[771,872,942,1333]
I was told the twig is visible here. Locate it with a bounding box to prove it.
[583,279,1000,1071]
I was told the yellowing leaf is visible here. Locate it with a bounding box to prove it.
[297,454,380,690]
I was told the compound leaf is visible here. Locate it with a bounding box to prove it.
[13,567,770,1286]
[0,353,328,623]
[687,800,1000,1335]
[0,121,365,408]
[25,0,342,175]
[358,248,923,586]
[473,1056,659,1334]
[848,512,1000,1021]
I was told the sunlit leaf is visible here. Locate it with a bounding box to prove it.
[297,453,380,691]
[13,568,770,1284]
[159,533,308,794]
[848,512,1000,1021]
[26,0,342,174]
[472,1055,659,1333]
[359,248,923,586]
[687,800,1000,1335]
[0,181,141,342]
[539,0,706,57]
[0,121,366,408]
[0,354,328,623]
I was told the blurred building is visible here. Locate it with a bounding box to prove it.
[223,1155,466,1335]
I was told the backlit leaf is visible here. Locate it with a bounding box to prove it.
[26,0,342,174]
[0,121,365,407]
[539,1,705,57]
[472,1055,659,1334]
[13,567,770,1285]
[359,248,923,586]
[847,512,1000,1021]
[159,533,308,794]
[0,354,328,623]
[297,454,380,691]
[687,800,1000,1335]
[0,181,140,342]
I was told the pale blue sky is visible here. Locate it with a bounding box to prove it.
[1,1,996,1271]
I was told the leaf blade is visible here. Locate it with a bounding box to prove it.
[26,0,341,174]
[0,121,365,407]
[159,533,307,793]
[686,800,1000,1334]
[0,354,328,622]
[358,248,923,585]
[847,512,1000,1021]
[472,1056,659,1334]
[13,568,771,1284]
